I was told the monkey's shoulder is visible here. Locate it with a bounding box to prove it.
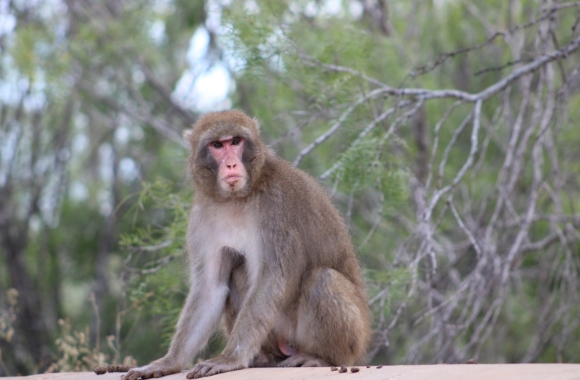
[257,156,330,199]
[253,155,344,226]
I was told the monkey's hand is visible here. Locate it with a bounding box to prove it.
[186,355,246,379]
[121,359,181,380]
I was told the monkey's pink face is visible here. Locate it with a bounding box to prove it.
[208,136,249,195]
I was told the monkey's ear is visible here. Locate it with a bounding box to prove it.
[252,118,261,132]
[183,129,194,141]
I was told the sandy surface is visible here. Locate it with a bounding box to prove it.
[9,364,580,380]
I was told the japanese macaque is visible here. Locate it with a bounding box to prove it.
[123,110,371,380]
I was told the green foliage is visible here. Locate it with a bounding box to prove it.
[366,266,410,317]
[12,24,40,80]
[121,180,190,253]
[333,136,407,202]
[119,180,190,354]
[0,289,18,344]
[46,319,136,372]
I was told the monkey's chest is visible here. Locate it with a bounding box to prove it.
[190,206,262,281]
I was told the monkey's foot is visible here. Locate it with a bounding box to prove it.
[122,362,181,380]
[249,351,278,367]
[187,355,246,379]
[278,354,329,367]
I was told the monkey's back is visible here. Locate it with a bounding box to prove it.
[254,154,364,287]
[254,154,371,363]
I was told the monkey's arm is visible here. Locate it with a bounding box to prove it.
[187,270,287,378]
[123,259,233,380]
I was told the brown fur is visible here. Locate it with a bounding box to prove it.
[123,110,371,380]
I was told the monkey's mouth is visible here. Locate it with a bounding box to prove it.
[223,175,243,186]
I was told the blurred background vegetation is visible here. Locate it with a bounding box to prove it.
[1,0,580,376]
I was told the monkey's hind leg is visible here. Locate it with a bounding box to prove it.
[280,267,370,367]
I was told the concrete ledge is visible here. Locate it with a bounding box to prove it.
[10,364,580,380]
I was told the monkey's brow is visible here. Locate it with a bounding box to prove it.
[207,135,232,142]
[217,136,245,142]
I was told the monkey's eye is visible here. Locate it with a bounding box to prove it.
[212,141,223,149]
[232,137,241,146]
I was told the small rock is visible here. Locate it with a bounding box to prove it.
[94,366,107,375]
[350,367,360,373]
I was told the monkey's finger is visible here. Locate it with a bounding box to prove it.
[186,368,200,379]
[123,371,142,380]
[161,368,178,376]
[185,369,202,379]
[207,367,225,376]
[201,365,213,377]
[188,364,203,376]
